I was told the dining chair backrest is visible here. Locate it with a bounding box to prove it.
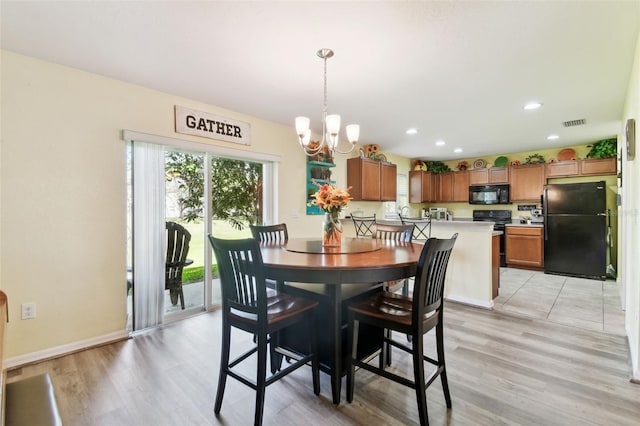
[166,221,191,278]
[371,223,414,242]
[351,214,376,238]
[166,222,194,309]
[412,233,458,322]
[209,236,268,320]
[250,223,289,244]
[399,215,431,240]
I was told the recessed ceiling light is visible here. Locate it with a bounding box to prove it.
[547,134,559,140]
[435,140,446,146]
[406,128,418,135]
[453,148,463,153]
[524,102,543,110]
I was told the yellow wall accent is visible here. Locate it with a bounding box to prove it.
[439,144,599,171]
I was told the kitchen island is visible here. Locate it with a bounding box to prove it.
[343,218,499,308]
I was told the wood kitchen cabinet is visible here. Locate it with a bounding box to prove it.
[453,170,470,202]
[380,162,397,201]
[469,167,509,185]
[437,171,469,202]
[409,170,436,203]
[546,158,616,178]
[505,226,544,269]
[510,163,545,202]
[545,160,579,178]
[347,157,397,201]
[437,173,454,202]
[580,157,616,176]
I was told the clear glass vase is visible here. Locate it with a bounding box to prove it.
[322,212,342,247]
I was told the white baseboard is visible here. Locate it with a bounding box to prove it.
[4,330,130,370]
[445,294,494,309]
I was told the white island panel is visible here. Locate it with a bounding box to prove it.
[430,221,494,309]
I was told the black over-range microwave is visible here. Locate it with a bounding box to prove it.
[469,184,510,205]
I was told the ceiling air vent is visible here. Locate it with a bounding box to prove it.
[563,118,586,127]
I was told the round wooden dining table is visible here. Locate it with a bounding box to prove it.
[259,237,422,404]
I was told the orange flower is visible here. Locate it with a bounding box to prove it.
[309,180,352,214]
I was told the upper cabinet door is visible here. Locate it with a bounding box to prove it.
[452,170,470,202]
[488,167,509,183]
[409,170,436,203]
[380,162,397,201]
[468,168,489,185]
[437,173,454,202]
[510,164,545,201]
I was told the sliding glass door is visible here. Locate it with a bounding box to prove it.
[164,150,205,316]
[125,134,274,332]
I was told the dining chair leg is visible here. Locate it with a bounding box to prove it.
[436,322,452,408]
[412,331,429,426]
[382,329,391,368]
[346,315,359,403]
[214,318,231,414]
[269,331,281,374]
[403,279,413,344]
[255,332,268,426]
[308,311,320,395]
[179,287,185,310]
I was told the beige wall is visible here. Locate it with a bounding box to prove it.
[0,50,322,358]
[621,31,640,382]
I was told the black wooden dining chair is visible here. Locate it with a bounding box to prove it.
[346,233,458,426]
[208,236,320,426]
[371,223,414,297]
[249,223,289,350]
[371,223,415,364]
[165,221,193,310]
[250,223,289,293]
[250,223,289,244]
[399,215,432,240]
[351,213,376,237]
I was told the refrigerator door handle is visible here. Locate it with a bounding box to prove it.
[543,188,548,241]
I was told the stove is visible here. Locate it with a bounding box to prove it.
[473,210,512,266]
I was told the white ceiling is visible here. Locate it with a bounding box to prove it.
[2,1,639,161]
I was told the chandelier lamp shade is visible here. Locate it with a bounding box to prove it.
[295,48,360,157]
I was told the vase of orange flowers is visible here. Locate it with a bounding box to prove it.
[322,212,342,246]
[309,180,352,246]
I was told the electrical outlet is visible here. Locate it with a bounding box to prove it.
[21,302,36,320]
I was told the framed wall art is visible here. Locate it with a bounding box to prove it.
[626,118,635,161]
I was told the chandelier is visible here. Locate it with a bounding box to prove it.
[295,48,360,157]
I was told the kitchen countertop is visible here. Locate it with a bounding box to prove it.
[505,222,544,228]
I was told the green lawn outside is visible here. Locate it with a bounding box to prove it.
[169,218,252,283]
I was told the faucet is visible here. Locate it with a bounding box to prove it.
[399,205,409,218]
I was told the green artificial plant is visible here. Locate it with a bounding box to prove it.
[424,160,452,174]
[586,138,617,159]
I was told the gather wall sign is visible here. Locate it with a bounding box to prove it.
[175,105,251,146]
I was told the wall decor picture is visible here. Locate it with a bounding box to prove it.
[626,118,635,161]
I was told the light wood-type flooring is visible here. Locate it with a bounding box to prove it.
[9,271,638,425]
[495,268,625,335]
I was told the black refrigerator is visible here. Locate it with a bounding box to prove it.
[543,181,607,279]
